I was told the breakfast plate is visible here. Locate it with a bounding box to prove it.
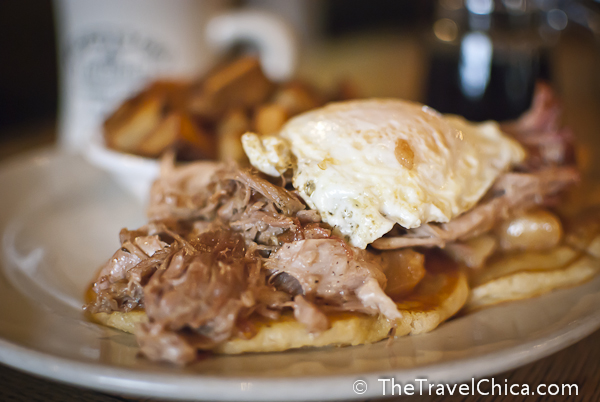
[1,149,600,401]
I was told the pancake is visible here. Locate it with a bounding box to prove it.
[91,265,468,354]
[465,216,600,312]
[466,254,600,312]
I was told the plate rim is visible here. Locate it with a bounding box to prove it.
[0,311,599,401]
[1,150,600,401]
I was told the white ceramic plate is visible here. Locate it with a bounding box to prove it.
[1,149,600,401]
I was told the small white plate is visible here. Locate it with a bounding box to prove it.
[85,133,160,203]
[1,149,600,401]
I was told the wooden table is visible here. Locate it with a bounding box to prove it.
[0,31,599,401]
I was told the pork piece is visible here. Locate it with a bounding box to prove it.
[226,169,305,216]
[148,156,304,223]
[293,295,330,333]
[373,166,579,250]
[136,322,197,364]
[147,157,315,253]
[504,82,560,133]
[229,201,300,246]
[444,234,498,269]
[501,82,575,170]
[142,230,258,334]
[296,209,322,224]
[138,229,289,364]
[96,232,168,284]
[265,239,402,321]
[87,227,174,313]
[442,166,578,239]
[148,156,220,221]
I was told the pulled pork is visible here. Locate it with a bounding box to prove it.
[372,82,579,250]
[87,160,407,364]
[138,229,283,362]
[501,81,576,170]
[265,239,402,321]
[88,224,175,313]
[372,166,579,249]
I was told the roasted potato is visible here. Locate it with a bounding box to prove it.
[103,57,360,162]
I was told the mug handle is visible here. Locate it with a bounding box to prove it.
[206,10,298,82]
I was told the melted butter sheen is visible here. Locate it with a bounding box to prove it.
[243,99,526,248]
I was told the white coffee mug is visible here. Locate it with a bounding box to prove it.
[54,0,297,151]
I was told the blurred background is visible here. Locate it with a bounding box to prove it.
[1,0,599,169]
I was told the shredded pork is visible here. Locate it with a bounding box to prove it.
[372,83,579,250]
[265,239,402,321]
[138,229,277,357]
[87,160,405,364]
[372,166,579,250]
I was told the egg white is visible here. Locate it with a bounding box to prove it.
[242,99,526,249]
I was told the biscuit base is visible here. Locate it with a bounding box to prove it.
[92,266,469,354]
[466,254,600,312]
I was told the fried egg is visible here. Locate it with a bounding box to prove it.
[242,99,526,249]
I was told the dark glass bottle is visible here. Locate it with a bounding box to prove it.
[425,0,560,122]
